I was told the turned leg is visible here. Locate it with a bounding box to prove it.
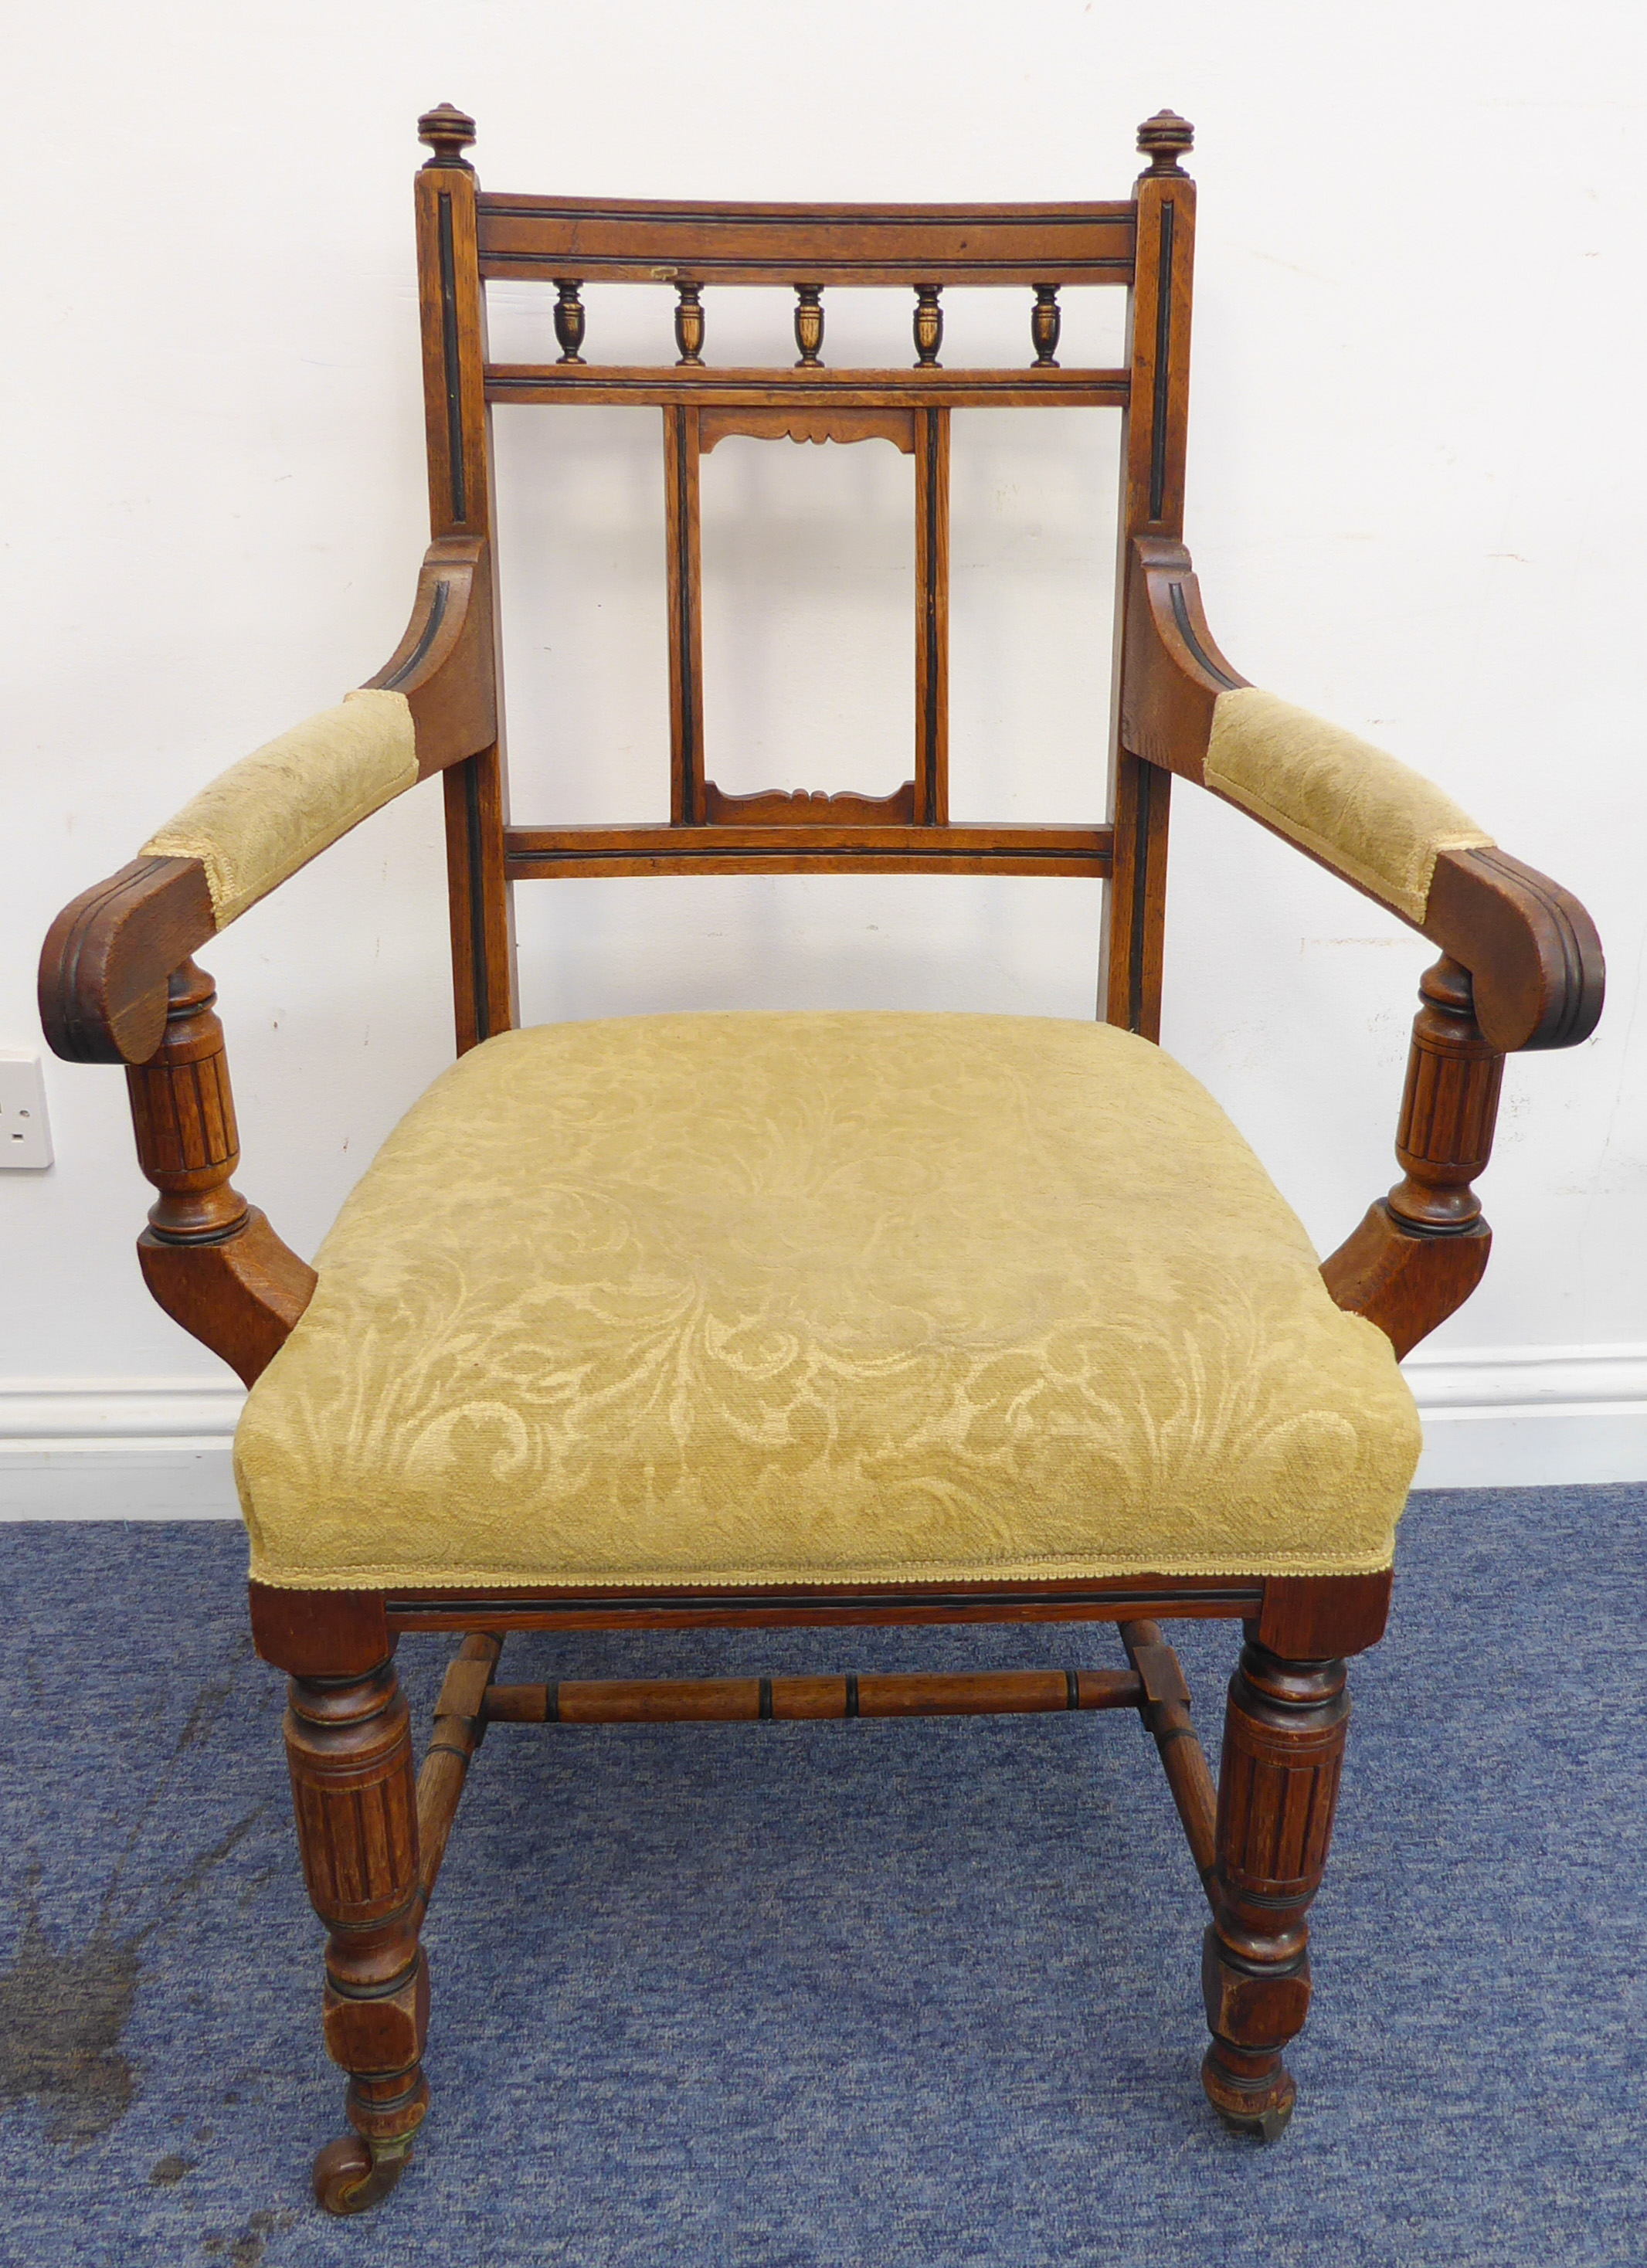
[284,1660,428,2214]
[1201,1639,1349,2141]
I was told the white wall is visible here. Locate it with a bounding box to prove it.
[5,0,1645,1505]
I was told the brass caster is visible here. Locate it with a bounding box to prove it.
[1213,2098,1295,2144]
[312,2132,413,2215]
[1200,2045,1296,2143]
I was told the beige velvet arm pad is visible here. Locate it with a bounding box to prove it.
[140,688,419,929]
[1205,686,1494,922]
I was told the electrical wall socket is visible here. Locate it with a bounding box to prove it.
[0,1054,53,1169]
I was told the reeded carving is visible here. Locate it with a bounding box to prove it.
[126,959,249,1243]
[417,103,477,171]
[1387,955,1505,1233]
[1214,1670,1346,1906]
[285,1665,420,1933]
[674,282,705,365]
[127,1043,236,1176]
[1031,284,1061,367]
[292,1771,417,1925]
[913,285,942,366]
[553,279,586,365]
[793,284,824,365]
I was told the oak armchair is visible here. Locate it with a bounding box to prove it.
[39,105,1602,2215]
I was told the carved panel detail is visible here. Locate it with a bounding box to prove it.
[698,406,915,454]
[702,780,917,827]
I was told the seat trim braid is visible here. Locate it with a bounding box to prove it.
[243,1549,1397,1594]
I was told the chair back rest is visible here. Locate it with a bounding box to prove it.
[412,104,1197,1048]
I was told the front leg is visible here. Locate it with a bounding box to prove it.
[284,1659,429,2212]
[1200,1641,1350,2141]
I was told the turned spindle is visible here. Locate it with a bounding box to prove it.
[674,282,705,366]
[553,280,586,365]
[1136,109,1194,177]
[913,285,942,367]
[416,103,477,172]
[1387,956,1504,1234]
[793,284,824,366]
[1031,284,1061,367]
[126,959,249,1245]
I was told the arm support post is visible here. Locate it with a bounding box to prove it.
[128,959,316,1385]
[1320,956,1500,1357]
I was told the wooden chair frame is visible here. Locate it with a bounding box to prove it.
[39,105,1603,2213]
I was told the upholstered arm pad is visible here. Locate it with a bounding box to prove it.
[1204,687,1495,924]
[1119,538,1602,1053]
[140,688,419,929]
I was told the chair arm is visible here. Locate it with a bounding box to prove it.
[35,539,495,1384]
[1121,535,1603,1054]
[39,538,495,1068]
[1121,534,1605,1356]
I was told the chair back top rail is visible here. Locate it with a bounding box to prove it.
[476,195,1137,287]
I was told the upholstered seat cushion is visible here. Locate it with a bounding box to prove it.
[235,1013,1421,1591]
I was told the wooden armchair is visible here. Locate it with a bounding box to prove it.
[39,105,1602,2215]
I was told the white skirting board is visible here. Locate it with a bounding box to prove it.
[1398,1343,1647,1488]
[0,1381,246,1519]
[0,1348,1643,1519]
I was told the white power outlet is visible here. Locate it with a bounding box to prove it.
[0,1054,53,1169]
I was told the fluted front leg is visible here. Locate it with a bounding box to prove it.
[1200,1642,1350,2141]
[284,1661,428,2213]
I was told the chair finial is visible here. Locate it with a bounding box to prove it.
[1136,110,1194,177]
[419,104,477,171]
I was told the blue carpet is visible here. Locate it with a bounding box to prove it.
[0,1488,1642,2267]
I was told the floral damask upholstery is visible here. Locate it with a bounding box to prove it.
[143,689,417,928]
[1206,688,1493,923]
[235,1012,1421,1592]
